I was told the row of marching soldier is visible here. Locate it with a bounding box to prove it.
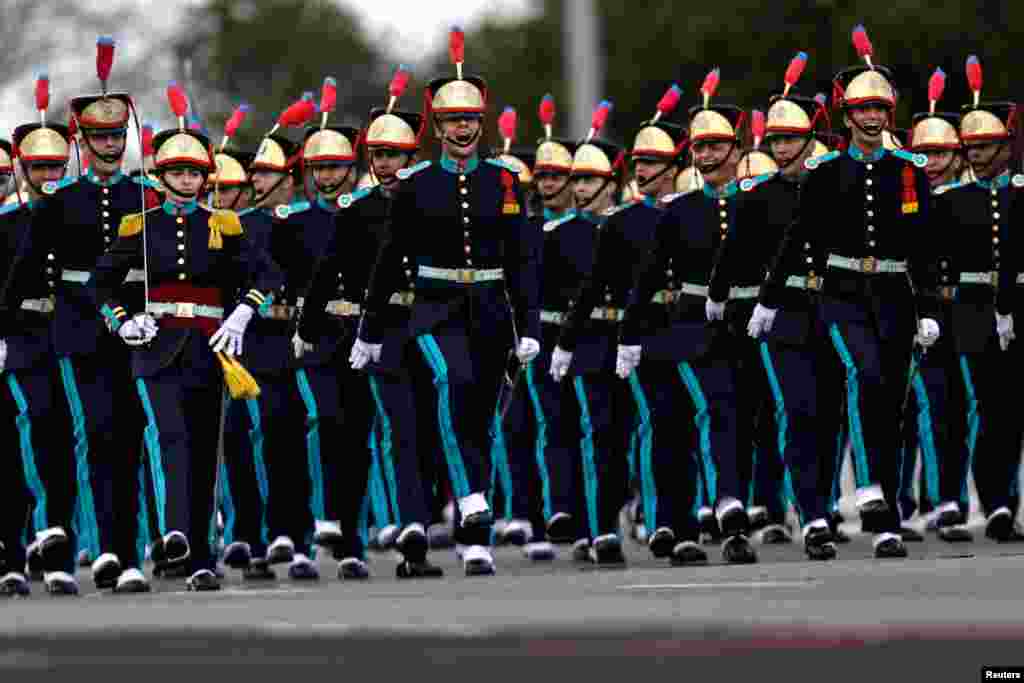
[1,25,1022,597]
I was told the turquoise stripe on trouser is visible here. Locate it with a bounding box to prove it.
[958,356,979,504]
[244,399,271,543]
[368,375,402,526]
[415,334,471,499]
[911,374,940,506]
[572,377,600,539]
[136,461,151,564]
[827,324,872,486]
[58,358,100,557]
[7,375,49,532]
[135,379,167,536]
[368,422,392,527]
[627,371,656,532]
[488,397,514,518]
[358,486,370,547]
[523,363,554,521]
[295,369,325,521]
[676,362,717,502]
[759,343,805,523]
[219,458,236,546]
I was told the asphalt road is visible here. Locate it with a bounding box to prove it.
[3,525,1024,681]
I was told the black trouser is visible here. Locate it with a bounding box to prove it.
[137,356,222,574]
[0,386,31,575]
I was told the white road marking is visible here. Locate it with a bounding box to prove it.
[619,580,816,590]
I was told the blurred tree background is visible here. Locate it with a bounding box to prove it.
[3,0,1022,162]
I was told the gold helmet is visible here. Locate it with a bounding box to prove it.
[632,84,687,163]
[69,36,136,169]
[833,26,897,127]
[534,94,575,175]
[689,68,745,145]
[737,110,778,181]
[0,139,14,174]
[960,56,1017,145]
[152,82,212,171]
[366,66,423,151]
[250,94,316,175]
[571,101,622,179]
[303,77,358,168]
[14,75,71,167]
[426,28,487,144]
[909,68,960,152]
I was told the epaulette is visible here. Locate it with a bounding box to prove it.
[891,149,927,168]
[0,202,23,216]
[395,160,431,181]
[118,212,143,237]
[803,150,839,171]
[485,158,519,174]
[602,200,637,217]
[933,180,968,196]
[337,187,374,209]
[658,188,697,205]
[543,210,577,232]
[41,176,79,195]
[273,200,311,220]
[1012,174,1024,189]
[210,209,243,236]
[739,172,778,193]
[130,175,161,190]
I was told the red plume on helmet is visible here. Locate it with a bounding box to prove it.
[220,104,249,152]
[851,24,873,68]
[35,74,50,125]
[966,55,983,107]
[538,94,556,140]
[653,84,682,123]
[700,68,720,108]
[784,52,807,96]
[387,65,410,113]
[449,26,465,79]
[141,123,155,157]
[96,36,115,93]
[586,100,612,142]
[927,68,946,115]
[498,106,517,153]
[751,109,766,148]
[166,81,189,129]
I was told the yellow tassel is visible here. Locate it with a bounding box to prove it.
[208,209,242,250]
[217,352,261,399]
[118,213,143,237]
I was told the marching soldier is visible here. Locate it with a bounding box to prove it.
[347,29,540,576]
[900,67,972,542]
[3,78,92,595]
[21,41,162,591]
[297,66,449,578]
[0,127,76,596]
[930,57,1023,542]
[711,55,842,560]
[490,96,579,561]
[548,99,647,566]
[88,84,282,591]
[747,26,938,559]
[221,96,318,580]
[611,71,758,564]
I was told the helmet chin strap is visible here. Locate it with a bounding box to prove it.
[540,175,572,203]
[19,160,67,197]
[635,161,676,193]
[694,141,735,177]
[250,172,291,208]
[576,177,612,212]
[312,167,352,198]
[440,124,481,151]
[969,141,1008,179]
[81,132,127,166]
[775,136,813,174]
[369,152,414,189]
[158,169,207,201]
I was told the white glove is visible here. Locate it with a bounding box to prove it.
[349,339,382,370]
[292,332,314,360]
[515,337,540,364]
[747,304,777,338]
[118,313,159,347]
[615,344,642,379]
[210,304,254,356]
[0,339,6,373]
[997,313,1015,352]
[705,298,726,322]
[915,317,940,349]
[549,346,573,382]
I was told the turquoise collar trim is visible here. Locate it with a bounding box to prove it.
[440,153,479,174]
[85,170,123,186]
[163,198,198,216]
[543,207,572,221]
[847,144,886,163]
[578,210,605,225]
[702,180,738,199]
[316,195,338,212]
[976,171,1010,191]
